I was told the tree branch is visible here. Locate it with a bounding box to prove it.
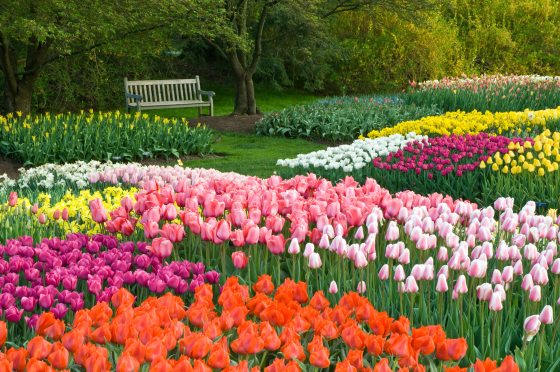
[204,36,228,60]
[248,1,272,74]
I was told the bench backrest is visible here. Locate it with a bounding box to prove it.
[124,77,202,106]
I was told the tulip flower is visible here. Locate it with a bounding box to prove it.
[523,315,541,342]
[232,251,249,270]
[309,253,322,269]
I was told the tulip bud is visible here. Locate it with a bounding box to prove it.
[529,285,542,302]
[476,283,493,301]
[436,274,448,293]
[523,315,541,341]
[489,292,503,311]
[437,246,448,262]
[357,281,366,294]
[404,276,418,293]
[329,281,338,294]
[303,243,314,258]
[454,275,468,294]
[288,239,300,255]
[394,265,405,282]
[308,253,322,269]
[38,213,47,225]
[231,251,249,270]
[521,274,534,291]
[378,264,389,281]
[539,305,553,325]
[354,226,364,240]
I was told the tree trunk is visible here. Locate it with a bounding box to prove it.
[13,80,35,114]
[234,74,249,115]
[232,73,258,115]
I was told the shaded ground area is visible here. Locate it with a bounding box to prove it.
[0,157,22,179]
[189,114,263,134]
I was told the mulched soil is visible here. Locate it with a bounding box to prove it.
[0,115,263,178]
[190,114,263,134]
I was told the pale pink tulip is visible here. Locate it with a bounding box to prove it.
[288,238,300,255]
[436,274,448,293]
[357,281,367,294]
[529,285,542,302]
[477,283,493,301]
[303,243,314,258]
[385,221,399,241]
[308,252,322,269]
[454,275,468,294]
[437,247,448,262]
[404,276,418,293]
[394,265,406,282]
[489,291,503,311]
[523,315,541,341]
[329,281,338,294]
[354,226,364,240]
[540,305,553,325]
[378,264,389,280]
[521,274,534,291]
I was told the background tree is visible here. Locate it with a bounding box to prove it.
[205,0,434,115]
[0,0,223,114]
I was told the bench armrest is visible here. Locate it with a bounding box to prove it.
[197,90,215,97]
[126,93,143,102]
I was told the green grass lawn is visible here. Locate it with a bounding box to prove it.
[183,132,325,178]
[149,83,318,118]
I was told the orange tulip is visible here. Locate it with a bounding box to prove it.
[341,322,366,350]
[0,357,12,372]
[194,284,214,308]
[445,367,467,372]
[253,274,275,294]
[279,326,301,345]
[172,356,193,372]
[25,358,51,372]
[117,352,140,372]
[436,338,468,361]
[145,339,168,362]
[373,358,392,372]
[35,313,65,341]
[264,358,287,372]
[390,316,411,335]
[90,324,112,344]
[287,313,311,333]
[179,333,212,359]
[112,288,136,309]
[27,336,52,360]
[150,358,174,372]
[309,291,330,310]
[308,337,330,369]
[411,334,435,355]
[368,311,394,337]
[123,338,146,364]
[473,358,498,372]
[61,328,86,354]
[84,352,112,372]
[347,349,364,369]
[260,321,281,351]
[203,318,222,340]
[384,333,412,359]
[73,343,98,366]
[207,337,230,369]
[335,360,358,372]
[496,356,519,372]
[0,321,6,347]
[47,342,69,369]
[230,322,264,355]
[192,359,212,372]
[365,334,384,356]
[281,339,306,361]
[89,302,113,327]
[6,347,27,372]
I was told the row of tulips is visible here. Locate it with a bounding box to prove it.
[406,74,560,113]
[0,111,213,166]
[0,278,518,371]
[67,167,560,367]
[363,107,560,140]
[0,233,219,341]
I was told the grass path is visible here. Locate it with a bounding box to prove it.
[183,132,325,178]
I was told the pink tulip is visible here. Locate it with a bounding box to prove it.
[148,237,173,259]
[329,281,338,294]
[501,266,514,283]
[523,315,541,341]
[308,252,322,269]
[552,258,560,274]
[529,285,542,302]
[8,192,17,207]
[215,220,231,242]
[404,276,418,293]
[266,235,285,255]
[288,238,300,255]
[244,225,260,245]
[468,259,487,278]
[489,292,503,311]
[303,243,314,258]
[476,283,493,301]
[230,229,245,247]
[89,198,108,223]
[491,269,503,285]
[354,226,364,240]
[161,223,185,243]
[38,213,47,224]
[354,250,368,269]
[31,203,39,214]
[398,248,410,265]
[61,208,69,221]
[378,264,389,280]
[319,234,330,249]
[436,274,448,292]
[540,305,553,325]
[394,265,406,282]
[357,281,366,294]
[385,221,399,241]
[232,251,249,269]
[437,247,448,262]
[144,220,160,239]
[531,264,549,285]
[454,275,468,294]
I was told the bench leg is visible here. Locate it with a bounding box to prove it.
[210,98,214,117]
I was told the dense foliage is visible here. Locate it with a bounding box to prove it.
[255,96,440,142]
[0,111,212,166]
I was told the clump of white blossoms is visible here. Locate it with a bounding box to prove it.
[14,160,131,190]
[277,132,426,172]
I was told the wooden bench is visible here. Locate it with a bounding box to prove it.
[124,76,215,116]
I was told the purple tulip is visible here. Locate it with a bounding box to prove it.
[204,270,220,284]
[21,296,36,312]
[51,303,68,319]
[5,305,23,322]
